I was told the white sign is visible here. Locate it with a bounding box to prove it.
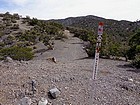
[93,51,99,79]
[92,22,104,79]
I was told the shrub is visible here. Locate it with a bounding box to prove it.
[108,43,121,56]
[0,31,4,38]
[127,29,140,60]
[127,29,140,68]
[129,30,140,46]
[5,22,12,26]
[47,21,64,30]
[11,24,19,30]
[11,19,17,23]
[26,16,31,20]
[13,13,20,20]
[67,27,95,41]
[17,30,38,44]
[45,25,60,35]
[85,44,96,57]
[132,54,140,68]
[0,46,34,61]
[0,42,5,49]
[2,17,11,21]
[42,35,51,46]
[15,41,30,47]
[136,45,140,52]
[29,18,39,26]
[55,31,66,40]
[33,46,37,49]
[3,35,15,45]
[127,46,136,60]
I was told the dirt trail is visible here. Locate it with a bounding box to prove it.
[16,19,33,31]
[34,30,88,62]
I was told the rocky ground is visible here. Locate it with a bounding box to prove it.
[0,31,140,105]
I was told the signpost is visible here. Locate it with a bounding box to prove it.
[92,22,104,79]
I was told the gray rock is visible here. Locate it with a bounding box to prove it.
[38,98,48,105]
[128,78,134,82]
[31,80,37,94]
[49,88,61,99]
[120,82,136,92]
[5,56,13,62]
[18,97,32,105]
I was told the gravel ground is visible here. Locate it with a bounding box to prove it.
[0,31,140,105]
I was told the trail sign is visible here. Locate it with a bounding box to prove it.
[98,22,104,36]
[92,22,104,79]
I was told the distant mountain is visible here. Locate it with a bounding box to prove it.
[52,15,140,43]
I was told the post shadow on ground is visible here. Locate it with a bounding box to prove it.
[70,42,84,44]
[117,64,140,73]
[75,57,94,60]
[126,69,140,73]
[116,64,134,69]
[75,56,114,60]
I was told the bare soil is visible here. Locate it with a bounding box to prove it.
[0,30,140,105]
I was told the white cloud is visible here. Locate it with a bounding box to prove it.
[11,0,29,5]
[1,0,30,6]
[1,0,140,21]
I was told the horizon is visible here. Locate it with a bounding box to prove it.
[0,12,138,22]
[0,0,139,22]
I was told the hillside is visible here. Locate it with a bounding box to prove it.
[50,15,140,61]
[0,12,66,61]
[1,13,139,61]
[0,29,140,105]
[53,15,140,42]
[0,12,140,65]
[0,12,140,105]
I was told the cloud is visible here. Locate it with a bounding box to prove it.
[11,0,29,5]
[1,0,30,6]
[0,0,139,21]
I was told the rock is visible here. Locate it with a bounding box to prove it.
[70,77,75,81]
[49,88,61,99]
[135,81,140,84]
[31,80,37,94]
[64,87,69,90]
[18,97,32,105]
[128,78,134,82]
[120,82,136,91]
[46,57,57,63]
[5,56,13,62]
[38,98,48,105]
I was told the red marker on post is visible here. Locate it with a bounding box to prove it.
[98,22,104,36]
[92,22,104,79]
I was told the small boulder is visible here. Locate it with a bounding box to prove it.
[5,56,13,62]
[49,88,61,99]
[18,97,32,105]
[128,78,134,82]
[38,98,48,105]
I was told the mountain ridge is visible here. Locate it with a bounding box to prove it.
[51,15,140,43]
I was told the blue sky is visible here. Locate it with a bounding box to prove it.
[0,0,14,9]
[0,0,139,21]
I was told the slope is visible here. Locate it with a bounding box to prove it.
[0,29,140,105]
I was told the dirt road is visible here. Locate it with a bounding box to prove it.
[34,30,88,62]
